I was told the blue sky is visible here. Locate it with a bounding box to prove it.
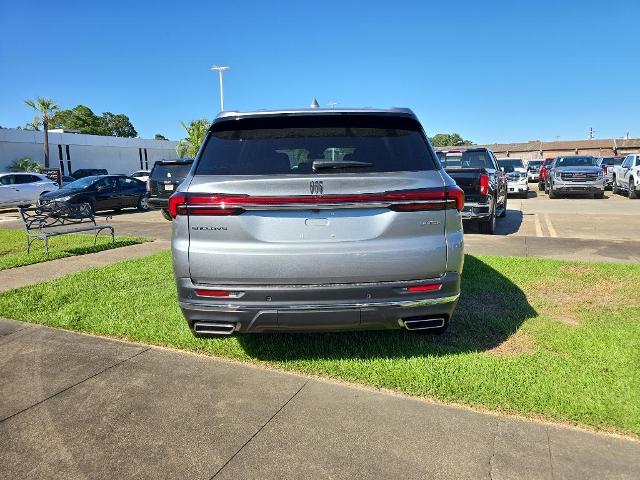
[1,0,638,143]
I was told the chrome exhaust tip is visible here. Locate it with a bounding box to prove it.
[193,321,236,335]
[403,317,445,331]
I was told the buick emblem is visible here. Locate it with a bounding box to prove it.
[309,180,323,195]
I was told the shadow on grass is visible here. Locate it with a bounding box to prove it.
[237,256,537,361]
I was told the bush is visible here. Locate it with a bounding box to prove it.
[8,157,42,172]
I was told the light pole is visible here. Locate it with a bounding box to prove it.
[210,65,230,111]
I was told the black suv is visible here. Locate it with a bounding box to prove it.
[147,159,193,216]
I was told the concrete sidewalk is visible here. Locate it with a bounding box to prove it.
[1,318,638,480]
[0,240,169,292]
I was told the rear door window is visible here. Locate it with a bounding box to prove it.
[195,115,437,175]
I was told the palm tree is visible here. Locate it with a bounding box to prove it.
[176,119,210,158]
[25,97,59,168]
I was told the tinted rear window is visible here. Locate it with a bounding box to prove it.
[437,150,494,169]
[151,163,192,181]
[498,159,524,168]
[195,115,437,175]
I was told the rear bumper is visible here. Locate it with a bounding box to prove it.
[461,202,491,219]
[528,173,539,181]
[147,196,169,209]
[507,182,528,194]
[177,272,460,333]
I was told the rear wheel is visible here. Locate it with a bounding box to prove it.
[137,195,150,211]
[520,190,528,199]
[479,200,496,234]
[594,192,605,199]
[612,176,619,194]
[538,181,545,191]
[549,188,558,199]
[629,179,638,199]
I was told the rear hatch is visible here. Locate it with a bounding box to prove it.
[182,113,459,285]
[149,161,193,199]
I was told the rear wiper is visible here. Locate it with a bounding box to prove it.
[312,160,373,172]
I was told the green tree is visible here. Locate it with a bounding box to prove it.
[9,157,42,173]
[176,119,210,158]
[100,112,137,137]
[51,105,104,135]
[430,133,473,147]
[24,97,59,168]
[154,133,169,140]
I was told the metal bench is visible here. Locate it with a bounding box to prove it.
[18,202,114,254]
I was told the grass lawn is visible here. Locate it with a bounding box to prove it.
[0,252,638,436]
[0,228,149,271]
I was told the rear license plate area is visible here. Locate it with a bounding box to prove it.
[277,309,360,330]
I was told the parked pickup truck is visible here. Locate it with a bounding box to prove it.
[596,156,624,189]
[612,154,640,199]
[546,156,605,199]
[436,147,508,234]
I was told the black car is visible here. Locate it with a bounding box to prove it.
[71,168,108,179]
[436,147,508,234]
[40,175,149,213]
[147,159,193,216]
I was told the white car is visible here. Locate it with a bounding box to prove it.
[0,172,59,207]
[131,170,150,182]
[612,154,640,199]
[498,158,529,198]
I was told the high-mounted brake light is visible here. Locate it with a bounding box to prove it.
[479,173,489,196]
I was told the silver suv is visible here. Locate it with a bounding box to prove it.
[169,108,464,336]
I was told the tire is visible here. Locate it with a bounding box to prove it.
[548,188,558,199]
[629,179,638,199]
[612,176,619,194]
[479,199,496,234]
[594,192,605,199]
[137,195,150,211]
[520,190,528,199]
[538,182,545,191]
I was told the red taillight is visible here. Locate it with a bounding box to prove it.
[194,289,231,297]
[168,193,186,218]
[602,165,608,175]
[446,185,465,211]
[479,173,489,196]
[406,283,442,293]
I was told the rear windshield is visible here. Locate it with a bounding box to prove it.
[528,161,543,167]
[437,150,494,169]
[554,156,598,167]
[599,157,623,166]
[151,163,192,181]
[498,159,524,168]
[195,115,437,175]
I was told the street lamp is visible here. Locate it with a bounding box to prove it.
[210,65,230,111]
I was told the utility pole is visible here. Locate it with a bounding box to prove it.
[210,65,230,112]
[588,127,594,140]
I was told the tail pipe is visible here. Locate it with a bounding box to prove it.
[193,321,236,336]
[403,317,446,331]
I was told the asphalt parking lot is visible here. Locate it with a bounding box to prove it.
[2,190,638,262]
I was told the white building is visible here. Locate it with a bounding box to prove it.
[0,128,179,175]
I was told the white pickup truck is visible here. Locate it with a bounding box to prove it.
[612,154,640,199]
